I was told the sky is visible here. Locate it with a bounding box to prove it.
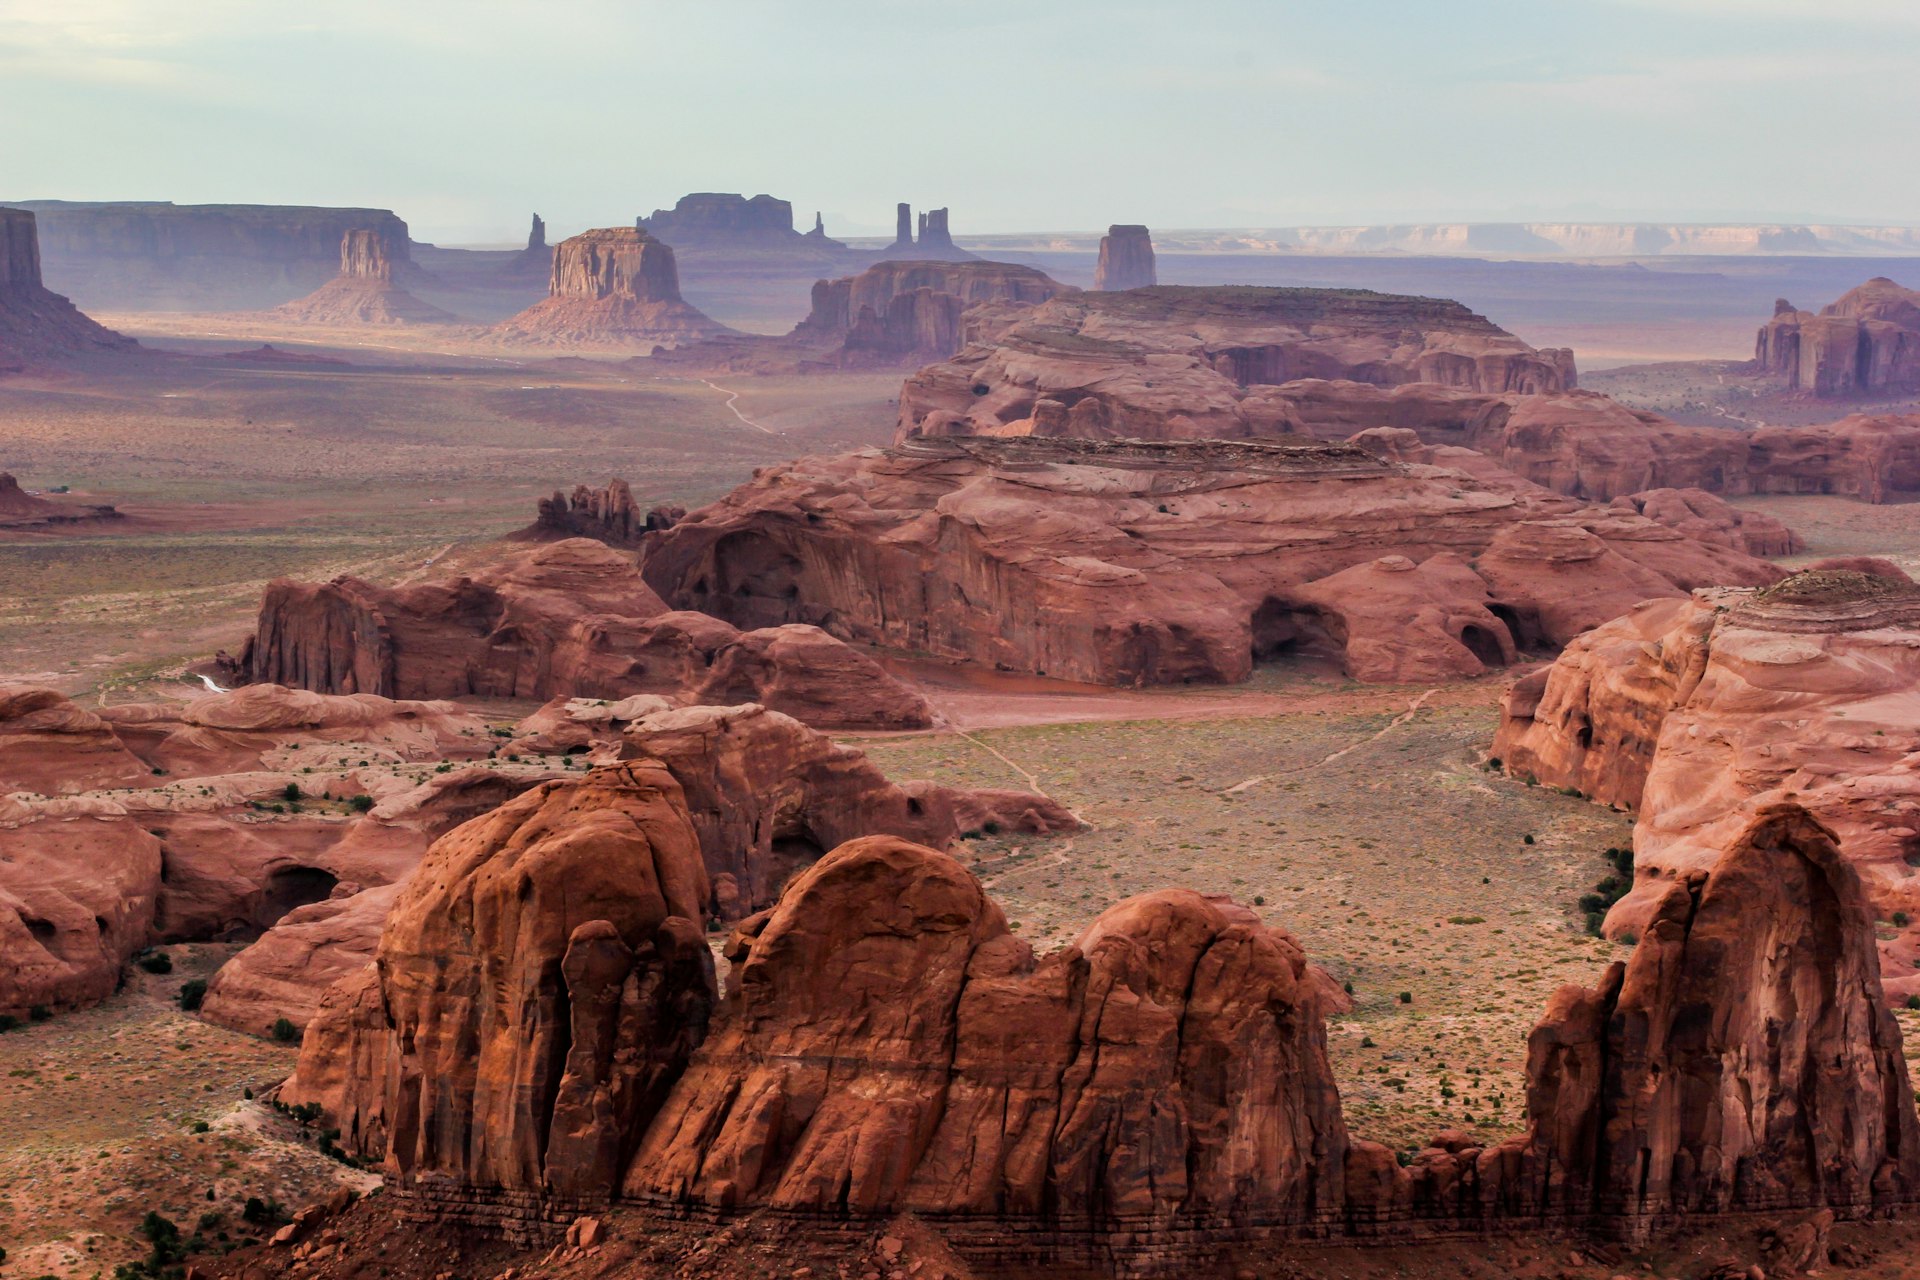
[2,0,1917,244]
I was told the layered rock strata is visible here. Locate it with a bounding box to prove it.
[233,539,932,729]
[493,228,731,348]
[272,228,456,325]
[0,207,136,367]
[638,436,1780,687]
[1757,277,1920,397]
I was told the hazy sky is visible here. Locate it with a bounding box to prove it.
[2,0,1916,243]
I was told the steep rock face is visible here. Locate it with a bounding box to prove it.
[0,208,136,367]
[284,763,716,1218]
[199,881,398,1036]
[1757,278,1920,397]
[639,436,1780,687]
[0,799,162,1016]
[1491,571,1920,983]
[794,260,1061,365]
[272,228,455,326]
[493,228,731,348]
[1746,414,1920,503]
[617,703,1075,919]
[882,203,976,262]
[1093,224,1156,291]
[518,479,682,548]
[898,287,1576,442]
[5,200,415,310]
[235,539,931,728]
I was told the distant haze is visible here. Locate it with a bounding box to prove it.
[2,0,1916,244]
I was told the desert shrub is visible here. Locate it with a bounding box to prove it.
[1397,991,1413,1004]
[138,951,173,975]
[1897,911,1911,927]
[348,794,374,813]
[177,979,207,1011]
[270,1017,299,1043]
[281,782,301,802]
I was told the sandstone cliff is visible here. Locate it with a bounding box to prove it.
[517,479,682,548]
[272,228,456,326]
[492,228,732,348]
[1492,569,1920,997]
[1093,223,1156,290]
[0,208,136,368]
[234,538,932,729]
[1757,277,1920,397]
[638,435,1779,688]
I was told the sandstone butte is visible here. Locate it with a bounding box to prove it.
[0,206,135,369]
[639,192,845,251]
[491,226,732,349]
[272,227,457,326]
[277,769,1918,1273]
[1757,276,1920,397]
[0,471,124,531]
[1092,223,1156,291]
[637,434,1781,688]
[0,683,1067,1025]
[1493,565,1920,1003]
[896,288,1920,505]
[517,478,684,549]
[230,537,934,731]
[654,257,1063,372]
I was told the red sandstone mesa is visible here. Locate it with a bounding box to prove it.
[279,792,1915,1271]
[1092,223,1156,291]
[232,538,932,729]
[0,206,135,368]
[638,435,1779,688]
[1492,568,1920,998]
[1757,276,1920,397]
[272,227,456,325]
[492,226,731,348]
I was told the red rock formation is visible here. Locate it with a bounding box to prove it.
[284,763,717,1217]
[639,435,1780,687]
[0,208,135,368]
[1093,224,1156,291]
[273,228,455,326]
[617,703,1075,919]
[1746,413,1920,502]
[0,472,123,530]
[235,538,931,728]
[1757,277,1920,396]
[0,685,151,794]
[640,193,841,249]
[898,287,1576,442]
[1492,571,1920,994]
[492,228,731,349]
[517,479,682,548]
[281,803,1916,1265]
[1610,487,1801,556]
[7,199,415,311]
[199,881,397,1036]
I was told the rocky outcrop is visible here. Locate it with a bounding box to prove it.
[272,228,456,325]
[616,703,1075,919]
[1610,487,1801,556]
[883,203,975,262]
[1093,224,1155,291]
[234,539,932,728]
[518,480,682,548]
[492,228,731,348]
[1757,278,1920,397]
[898,287,1576,443]
[0,685,152,793]
[0,472,122,530]
[1745,413,1920,503]
[0,208,135,368]
[285,801,1918,1266]
[6,199,415,311]
[503,213,550,279]
[639,435,1780,687]
[199,881,398,1036]
[1491,570,1920,993]
[640,193,842,250]
[283,762,717,1215]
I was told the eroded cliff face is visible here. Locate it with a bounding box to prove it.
[283,799,1917,1268]
[272,228,455,325]
[0,208,136,366]
[1492,570,1920,995]
[491,228,730,347]
[1757,277,1920,397]
[639,193,842,249]
[638,436,1779,688]
[235,539,932,730]
[1093,224,1156,291]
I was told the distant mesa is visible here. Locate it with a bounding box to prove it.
[0,470,122,530]
[491,226,733,349]
[883,201,976,262]
[639,192,845,251]
[0,208,135,371]
[1,199,416,311]
[272,228,457,326]
[1757,276,1920,397]
[1093,223,1156,290]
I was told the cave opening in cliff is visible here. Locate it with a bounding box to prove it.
[1250,597,1341,671]
[1459,624,1507,668]
[251,866,340,934]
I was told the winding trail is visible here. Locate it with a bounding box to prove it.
[699,379,780,435]
[1219,687,1439,794]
